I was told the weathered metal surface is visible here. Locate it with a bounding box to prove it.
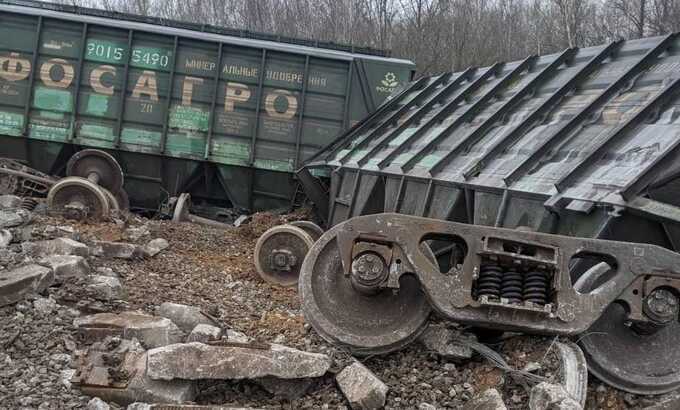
[46,149,129,220]
[0,0,415,213]
[0,157,56,196]
[298,36,680,394]
[67,149,124,192]
[302,34,680,256]
[254,224,315,286]
[47,176,111,220]
[170,192,233,229]
[299,213,680,394]
[289,220,324,240]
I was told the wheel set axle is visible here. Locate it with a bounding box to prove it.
[47,149,129,221]
[298,213,680,395]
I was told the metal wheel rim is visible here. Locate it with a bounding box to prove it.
[289,220,324,241]
[66,149,124,193]
[577,265,680,395]
[172,193,191,223]
[100,187,121,213]
[47,176,110,220]
[254,225,315,287]
[299,224,431,356]
[115,188,130,211]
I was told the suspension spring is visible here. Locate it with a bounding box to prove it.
[523,270,549,305]
[501,269,523,304]
[21,198,38,211]
[477,264,503,300]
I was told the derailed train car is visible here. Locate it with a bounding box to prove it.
[293,34,680,395]
[0,0,415,213]
[303,34,680,241]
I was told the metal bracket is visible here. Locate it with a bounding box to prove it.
[332,213,680,335]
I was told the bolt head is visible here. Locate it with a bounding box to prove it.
[644,288,679,324]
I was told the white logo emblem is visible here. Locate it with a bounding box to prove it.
[381,72,399,88]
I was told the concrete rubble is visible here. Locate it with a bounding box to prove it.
[186,323,223,343]
[87,274,127,301]
[22,237,90,258]
[225,329,251,343]
[142,238,169,257]
[33,296,58,315]
[418,324,476,360]
[0,264,54,306]
[336,361,388,410]
[462,388,508,410]
[87,397,111,410]
[0,228,11,247]
[1,191,673,409]
[123,225,151,241]
[0,208,31,228]
[146,342,332,380]
[74,337,195,406]
[156,302,217,333]
[0,194,23,209]
[530,382,583,410]
[75,312,184,348]
[92,240,142,260]
[40,254,90,283]
[128,405,263,410]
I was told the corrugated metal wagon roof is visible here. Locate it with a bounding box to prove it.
[305,34,680,232]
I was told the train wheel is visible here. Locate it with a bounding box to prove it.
[254,225,315,287]
[289,220,324,241]
[66,149,124,193]
[47,176,110,221]
[299,224,431,355]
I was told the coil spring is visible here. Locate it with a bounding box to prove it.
[523,270,549,305]
[477,264,503,300]
[501,269,523,304]
[21,198,38,211]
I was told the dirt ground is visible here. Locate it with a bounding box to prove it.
[0,209,668,409]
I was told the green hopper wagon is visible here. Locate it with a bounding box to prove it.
[0,0,415,214]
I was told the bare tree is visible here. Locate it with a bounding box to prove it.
[44,0,680,76]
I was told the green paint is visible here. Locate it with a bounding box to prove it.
[79,124,115,141]
[211,141,250,165]
[310,168,330,177]
[334,149,351,160]
[33,87,73,112]
[0,111,24,136]
[392,153,410,165]
[39,110,66,120]
[254,158,294,172]
[166,132,206,156]
[212,155,250,167]
[391,130,412,145]
[29,123,69,142]
[169,106,209,132]
[86,94,110,116]
[348,149,368,161]
[85,39,128,64]
[121,128,162,148]
[418,154,441,168]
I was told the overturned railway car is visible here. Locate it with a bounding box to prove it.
[0,0,415,213]
[297,34,680,395]
[302,34,680,244]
